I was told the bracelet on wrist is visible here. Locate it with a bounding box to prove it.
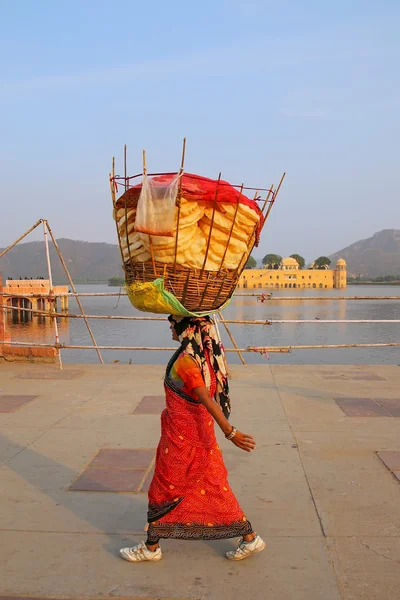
[225,427,237,440]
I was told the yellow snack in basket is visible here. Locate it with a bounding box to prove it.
[120,231,143,249]
[141,226,197,263]
[117,208,136,228]
[178,199,204,227]
[122,247,151,262]
[199,216,249,244]
[203,209,253,238]
[159,228,206,268]
[197,221,247,254]
[207,246,245,271]
[139,223,194,250]
[221,202,260,224]
[114,184,260,271]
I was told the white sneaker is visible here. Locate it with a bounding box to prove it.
[226,535,266,561]
[119,541,162,563]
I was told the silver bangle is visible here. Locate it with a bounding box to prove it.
[226,427,237,440]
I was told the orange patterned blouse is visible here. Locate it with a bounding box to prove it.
[169,352,206,399]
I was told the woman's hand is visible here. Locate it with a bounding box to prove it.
[231,430,256,453]
[191,386,256,453]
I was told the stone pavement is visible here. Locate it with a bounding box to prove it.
[1,362,400,600]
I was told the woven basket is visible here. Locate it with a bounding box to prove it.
[124,259,243,312]
[111,169,271,313]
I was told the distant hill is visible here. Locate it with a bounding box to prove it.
[0,238,123,283]
[2,229,398,283]
[329,229,400,277]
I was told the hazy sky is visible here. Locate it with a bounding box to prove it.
[1,0,399,262]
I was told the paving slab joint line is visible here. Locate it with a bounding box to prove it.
[0,383,112,473]
[269,368,326,537]
[270,368,345,599]
[375,451,400,486]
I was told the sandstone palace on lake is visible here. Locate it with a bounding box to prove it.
[237,257,347,289]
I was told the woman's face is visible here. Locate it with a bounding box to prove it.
[170,321,179,342]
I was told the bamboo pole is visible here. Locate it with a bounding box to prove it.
[0,219,43,260]
[217,184,243,272]
[44,221,104,364]
[124,144,128,191]
[217,311,246,364]
[236,295,400,301]
[42,220,62,369]
[142,148,157,276]
[200,173,221,280]
[2,304,400,325]
[218,318,400,325]
[119,154,134,271]
[109,169,126,268]
[173,137,187,273]
[233,188,265,279]
[261,184,274,215]
[261,172,286,230]
[4,341,400,352]
[120,146,134,276]
[1,291,400,302]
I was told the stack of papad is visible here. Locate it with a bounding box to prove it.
[114,173,262,271]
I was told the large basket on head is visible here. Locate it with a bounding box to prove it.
[111,159,281,315]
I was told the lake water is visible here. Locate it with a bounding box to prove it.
[7,285,400,365]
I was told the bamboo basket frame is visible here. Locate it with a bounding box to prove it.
[110,139,285,312]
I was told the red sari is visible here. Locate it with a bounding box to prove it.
[147,349,253,541]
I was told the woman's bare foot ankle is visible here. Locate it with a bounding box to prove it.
[243,532,256,543]
[145,542,159,552]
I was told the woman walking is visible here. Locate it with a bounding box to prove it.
[120,315,265,562]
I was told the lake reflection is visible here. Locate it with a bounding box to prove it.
[6,285,400,365]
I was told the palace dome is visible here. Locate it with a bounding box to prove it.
[282,257,299,268]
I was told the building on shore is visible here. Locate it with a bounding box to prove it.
[0,276,70,363]
[3,279,69,317]
[237,257,347,289]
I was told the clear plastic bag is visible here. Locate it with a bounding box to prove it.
[134,174,179,237]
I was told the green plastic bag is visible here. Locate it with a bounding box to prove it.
[125,278,231,316]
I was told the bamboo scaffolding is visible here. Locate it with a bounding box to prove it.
[42,220,62,369]
[3,304,400,325]
[0,219,43,260]
[44,221,104,364]
[4,341,400,352]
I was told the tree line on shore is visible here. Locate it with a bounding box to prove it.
[347,274,400,283]
[245,254,331,270]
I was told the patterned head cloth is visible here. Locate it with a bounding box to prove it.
[168,315,231,419]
